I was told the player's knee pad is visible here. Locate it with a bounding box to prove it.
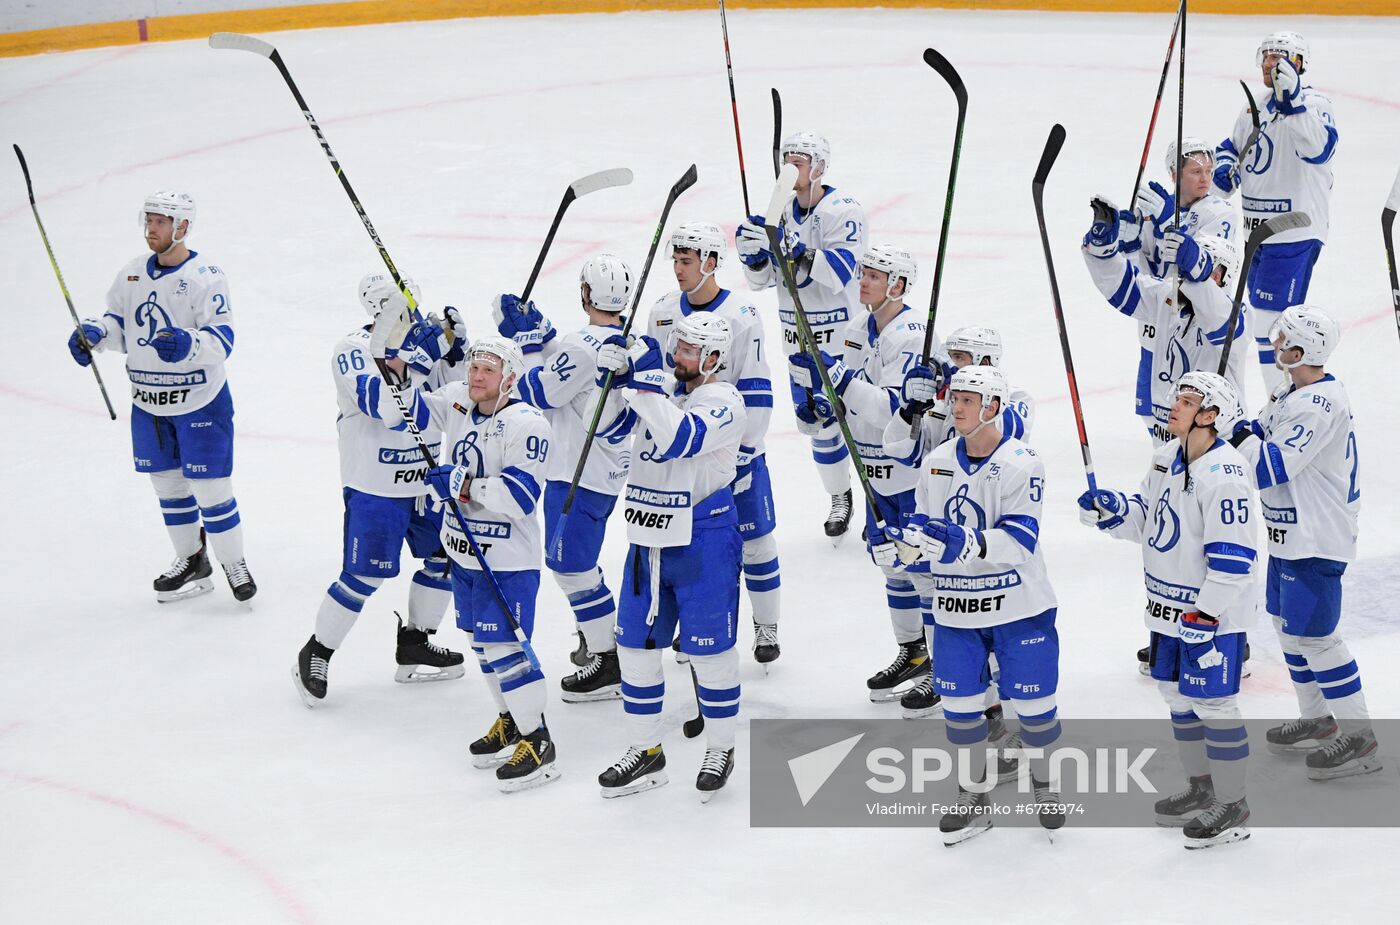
[691,649,740,690]
[149,469,192,499]
[742,532,779,566]
[1295,632,1348,663]
[189,477,234,508]
[552,566,604,596]
[941,695,986,719]
[479,642,534,689]
[327,570,383,614]
[412,554,450,589]
[1157,679,1194,715]
[1009,696,1059,747]
[1189,696,1242,722]
[1008,695,1056,720]
[617,645,663,688]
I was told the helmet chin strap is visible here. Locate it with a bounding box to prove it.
[684,253,718,296]
[160,218,189,256]
[962,400,998,440]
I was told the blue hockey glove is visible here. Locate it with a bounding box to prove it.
[1133,181,1175,230]
[1271,57,1304,113]
[900,363,944,407]
[922,518,982,565]
[868,525,902,569]
[596,334,666,393]
[736,216,770,268]
[788,350,853,395]
[1213,149,1240,196]
[400,315,450,374]
[1179,611,1224,669]
[68,322,105,366]
[152,327,194,363]
[441,306,468,365]
[425,463,471,504]
[1229,418,1264,449]
[1077,488,1128,530]
[1161,231,1213,282]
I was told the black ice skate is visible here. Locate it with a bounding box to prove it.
[824,489,852,545]
[292,635,334,708]
[469,713,521,769]
[570,630,590,668]
[697,747,735,803]
[154,544,214,603]
[1306,729,1383,781]
[1183,797,1250,849]
[753,621,780,670]
[598,744,668,798]
[940,786,993,847]
[561,649,622,703]
[1266,715,1337,755]
[1032,777,1066,839]
[1154,774,1214,827]
[899,674,942,719]
[867,638,929,703]
[496,721,560,793]
[394,617,466,683]
[993,733,1026,785]
[985,703,1009,745]
[222,559,257,602]
[1136,645,1151,677]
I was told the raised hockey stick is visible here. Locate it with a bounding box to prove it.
[1169,0,1187,313]
[718,0,752,215]
[520,168,634,302]
[14,144,117,421]
[1127,0,1183,204]
[1215,211,1312,374]
[1385,166,1400,345]
[909,47,968,439]
[771,87,783,178]
[1233,80,1262,187]
[1033,124,1098,494]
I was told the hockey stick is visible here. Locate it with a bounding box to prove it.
[558,164,699,526]
[209,32,426,319]
[908,47,968,439]
[683,664,705,738]
[717,0,752,215]
[1233,80,1263,189]
[520,168,634,302]
[1215,211,1312,374]
[771,87,782,178]
[1169,0,1187,313]
[1127,0,1183,204]
[1033,124,1098,494]
[14,144,117,421]
[1385,165,1400,345]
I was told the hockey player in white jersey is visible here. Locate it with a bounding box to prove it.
[593,315,746,802]
[1128,138,1239,280]
[501,255,635,702]
[1214,31,1338,390]
[292,275,467,707]
[789,245,935,701]
[644,222,781,666]
[1228,306,1380,780]
[885,366,1063,845]
[68,191,255,603]
[1080,373,1257,849]
[736,132,866,541]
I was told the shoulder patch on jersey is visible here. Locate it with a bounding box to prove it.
[1153,463,1169,473]
[844,340,862,350]
[656,319,673,326]
[928,467,955,477]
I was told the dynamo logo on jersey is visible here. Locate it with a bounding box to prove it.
[1158,339,1190,385]
[1149,492,1182,552]
[1247,131,1274,177]
[134,290,175,348]
[452,431,484,473]
[942,484,987,530]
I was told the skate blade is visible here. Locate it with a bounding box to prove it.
[157,578,215,604]
[941,819,992,848]
[1267,740,1328,756]
[291,664,323,709]
[498,764,561,794]
[471,749,512,770]
[1184,827,1250,850]
[901,703,943,720]
[561,685,623,704]
[870,681,923,704]
[1307,756,1384,781]
[828,532,847,548]
[1137,663,1151,677]
[1154,811,1202,828]
[699,785,727,804]
[394,664,466,683]
[600,771,669,799]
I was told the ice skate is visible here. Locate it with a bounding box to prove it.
[899,674,942,719]
[993,733,1025,785]
[824,489,852,545]
[292,635,333,708]
[496,722,560,793]
[1136,645,1150,677]
[394,617,466,683]
[154,545,214,603]
[469,713,521,769]
[1266,715,1337,755]
[570,630,590,668]
[1183,797,1250,849]
[598,745,668,798]
[561,649,622,703]
[753,621,780,671]
[697,747,735,803]
[222,559,257,602]
[1154,774,1214,827]
[984,703,1009,745]
[940,786,993,847]
[867,638,929,703]
[1032,777,1066,840]
[1306,729,1383,781]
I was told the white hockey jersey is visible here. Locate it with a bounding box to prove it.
[1083,243,1249,443]
[1216,87,1338,245]
[96,251,234,415]
[914,435,1057,629]
[644,288,773,463]
[515,323,632,496]
[619,381,746,549]
[1102,438,1259,635]
[743,186,866,353]
[883,381,1034,472]
[331,327,465,497]
[1136,193,1240,279]
[1239,374,1359,562]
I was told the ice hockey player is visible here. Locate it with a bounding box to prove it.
[593,315,746,802]
[1079,372,1256,849]
[1128,138,1238,280]
[644,223,781,666]
[501,255,635,702]
[887,366,1063,846]
[1214,31,1338,391]
[735,132,866,542]
[788,245,933,702]
[292,275,466,707]
[68,191,255,603]
[1228,306,1380,780]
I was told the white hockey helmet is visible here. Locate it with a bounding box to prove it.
[780,131,831,178]
[1175,371,1243,434]
[468,335,526,390]
[140,190,196,245]
[859,244,918,298]
[1269,304,1339,368]
[1197,234,1243,291]
[358,272,422,317]
[580,254,633,313]
[1165,136,1215,175]
[949,364,1010,411]
[1257,30,1308,72]
[671,312,732,374]
[670,221,727,270]
[945,326,1004,368]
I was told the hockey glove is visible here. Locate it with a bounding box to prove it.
[492,293,555,355]
[1179,611,1224,669]
[596,334,667,393]
[1229,418,1264,449]
[782,226,808,263]
[900,362,944,409]
[1161,231,1214,283]
[442,306,469,365]
[1076,488,1128,531]
[1271,57,1304,113]
[1133,181,1175,230]
[68,322,105,366]
[922,518,982,566]
[1213,148,1240,196]
[868,527,903,570]
[425,463,472,505]
[788,350,854,395]
[400,315,451,374]
[152,327,195,363]
[736,216,770,267]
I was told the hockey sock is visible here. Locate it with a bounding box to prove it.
[1274,617,1331,721]
[1297,630,1373,732]
[406,554,451,632]
[1013,700,1061,783]
[191,477,243,564]
[693,649,741,750]
[943,699,990,787]
[619,646,666,748]
[1203,719,1249,803]
[886,578,922,644]
[811,422,851,495]
[482,642,545,734]
[150,471,203,557]
[552,567,617,654]
[742,533,781,626]
[315,571,384,649]
[468,634,509,713]
[1169,709,1210,779]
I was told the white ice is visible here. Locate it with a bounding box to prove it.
[3,8,1399,923]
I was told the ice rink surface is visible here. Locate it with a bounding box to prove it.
[3,6,1399,922]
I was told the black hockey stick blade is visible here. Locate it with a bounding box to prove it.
[1385,165,1400,343]
[1216,211,1312,374]
[771,87,783,178]
[1234,80,1263,176]
[1033,123,1067,192]
[923,48,968,110]
[14,143,35,203]
[683,664,705,738]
